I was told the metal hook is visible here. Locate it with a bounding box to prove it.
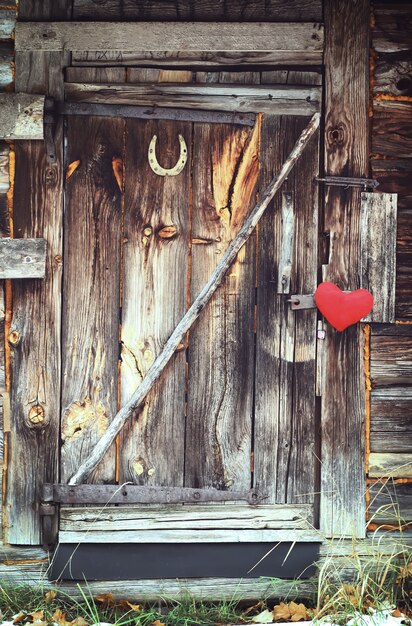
[148,134,188,176]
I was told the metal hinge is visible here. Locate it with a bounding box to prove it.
[316,176,379,190]
[44,97,56,164]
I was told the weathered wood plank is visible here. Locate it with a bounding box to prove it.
[360,192,397,323]
[65,83,321,116]
[5,47,65,543]
[277,192,295,294]
[0,142,9,195]
[58,528,321,543]
[372,100,412,158]
[255,115,319,507]
[59,503,313,531]
[119,118,190,487]
[373,52,412,96]
[185,72,259,493]
[0,8,16,39]
[16,22,324,54]
[61,115,123,484]
[369,453,412,478]
[0,42,13,91]
[373,5,412,54]
[370,325,412,337]
[368,481,412,524]
[0,238,46,279]
[371,334,412,387]
[72,0,322,22]
[320,0,369,538]
[371,160,412,211]
[0,94,44,141]
[18,0,73,20]
[72,50,323,67]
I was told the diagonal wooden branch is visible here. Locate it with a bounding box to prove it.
[69,111,320,486]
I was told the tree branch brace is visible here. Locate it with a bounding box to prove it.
[68,111,320,486]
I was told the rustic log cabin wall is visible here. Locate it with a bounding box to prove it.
[0,0,410,598]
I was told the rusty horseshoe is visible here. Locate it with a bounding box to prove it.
[148,134,188,176]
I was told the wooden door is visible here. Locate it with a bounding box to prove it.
[58,106,320,545]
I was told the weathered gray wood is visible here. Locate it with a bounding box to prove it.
[72,50,323,67]
[0,42,13,91]
[0,238,46,279]
[68,112,320,486]
[185,70,259,494]
[60,503,313,531]
[372,100,412,158]
[0,8,15,39]
[370,334,412,387]
[277,192,295,294]
[368,481,412,524]
[65,82,321,116]
[320,0,369,538]
[72,0,322,21]
[0,94,44,141]
[373,5,412,54]
[0,142,9,195]
[18,0,72,21]
[369,453,412,478]
[58,528,321,543]
[60,115,123,484]
[5,0,67,541]
[374,53,412,96]
[370,386,412,453]
[16,21,324,54]
[360,192,397,323]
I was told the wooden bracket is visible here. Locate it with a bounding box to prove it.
[0,238,47,279]
[316,176,379,190]
[288,294,316,310]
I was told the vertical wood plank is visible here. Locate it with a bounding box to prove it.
[360,192,397,323]
[119,118,191,486]
[6,51,65,542]
[254,115,319,505]
[184,71,260,491]
[61,116,123,484]
[320,0,370,537]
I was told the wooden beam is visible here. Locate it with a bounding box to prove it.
[0,94,45,140]
[15,21,324,55]
[68,112,320,486]
[65,82,322,116]
[360,192,397,323]
[0,238,47,279]
[369,453,412,479]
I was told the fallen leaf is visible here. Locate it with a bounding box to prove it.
[51,609,71,626]
[126,602,141,613]
[288,602,308,622]
[273,602,291,622]
[45,591,57,604]
[251,609,274,623]
[94,593,115,606]
[152,621,165,626]
[71,618,88,626]
[391,609,404,618]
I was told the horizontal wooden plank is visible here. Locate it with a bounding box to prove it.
[371,324,412,337]
[0,94,44,141]
[373,5,412,53]
[369,453,412,478]
[72,50,323,67]
[58,528,322,543]
[371,386,412,399]
[15,22,324,54]
[0,8,16,39]
[65,83,321,115]
[72,0,323,22]
[371,160,412,211]
[368,481,412,524]
[0,238,47,279]
[60,504,313,532]
[373,51,412,96]
[372,100,412,158]
[371,334,412,386]
[0,42,13,90]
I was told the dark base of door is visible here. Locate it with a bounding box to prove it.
[49,542,320,581]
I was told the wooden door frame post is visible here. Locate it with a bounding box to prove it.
[320,0,370,537]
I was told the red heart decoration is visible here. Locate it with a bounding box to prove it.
[315,282,374,331]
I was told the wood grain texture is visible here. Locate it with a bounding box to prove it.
[320,0,369,538]
[15,22,324,55]
[65,83,321,116]
[59,503,313,531]
[368,481,412,524]
[373,52,412,96]
[5,8,66,538]
[371,160,412,211]
[372,101,412,158]
[369,453,412,478]
[254,114,319,507]
[0,94,44,140]
[61,115,123,484]
[371,335,412,387]
[185,71,259,493]
[119,118,190,487]
[360,192,397,323]
[72,50,323,67]
[17,0,72,20]
[0,8,16,39]
[0,42,13,91]
[0,238,46,279]
[373,4,412,54]
[72,0,322,21]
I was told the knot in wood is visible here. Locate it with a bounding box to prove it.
[45,166,58,185]
[327,124,346,147]
[158,225,177,239]
[28,404,45,425]
[8,329,20,347]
